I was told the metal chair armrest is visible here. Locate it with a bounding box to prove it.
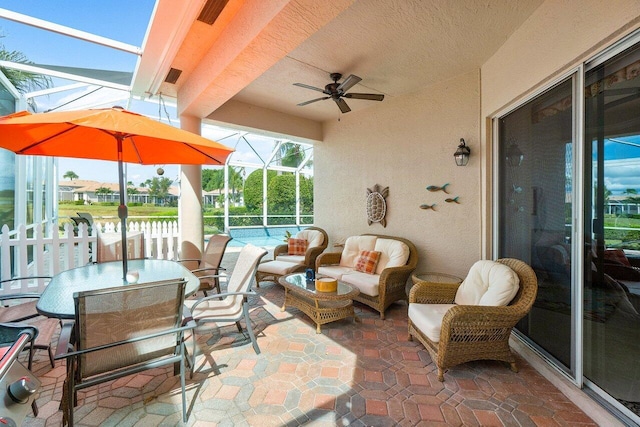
[55,322,196,360]
[0,276,52,284]
[182,305,194,325]
[190,290,257,310]
[54,322,75,359]
[191,267,226,274]
[176,258,201,264]
[0,293,42,302]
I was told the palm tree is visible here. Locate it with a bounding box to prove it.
[95,187,113,195]
[202,168,224,192]
[0,34,52,110]
[278,142,305,168]
[95,186,113,202]
[63,170,79,181]
[623,188,640,204]
[228,167,244,203]
[127,181,139,195]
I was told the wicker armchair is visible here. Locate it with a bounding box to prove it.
[316,234,418,319]
[273,226,329,269]
[256,226,328,285]
[408,258,538,381]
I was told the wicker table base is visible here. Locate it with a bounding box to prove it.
[279,273,360,333]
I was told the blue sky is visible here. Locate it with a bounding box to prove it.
[0,1,174,184]
[602,136,640,160]
[601,137,640,195]
[0,1,154,70]
[0,2,285,185]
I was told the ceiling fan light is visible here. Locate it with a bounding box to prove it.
[295,72,383,114]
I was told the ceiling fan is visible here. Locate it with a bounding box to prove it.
[294,72,384,113]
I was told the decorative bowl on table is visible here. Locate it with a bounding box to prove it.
[315,277,337,292]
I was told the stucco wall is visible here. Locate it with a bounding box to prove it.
[315,71,480,278]
[483,0,640,117]
[479,0,640,257]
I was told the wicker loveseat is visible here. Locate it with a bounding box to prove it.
[316,234,418,319]
[408,258,538,381]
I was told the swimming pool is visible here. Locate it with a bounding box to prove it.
[222,226,306,248]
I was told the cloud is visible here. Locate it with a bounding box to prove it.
[602,158,640,193]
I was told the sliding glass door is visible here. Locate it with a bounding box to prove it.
[584,41,640,417]
[496,35,640,422]
[497,78,575,371]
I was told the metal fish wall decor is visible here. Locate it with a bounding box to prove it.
[419,203,437,210]
[421,184,461,211]
[426,183,449,194]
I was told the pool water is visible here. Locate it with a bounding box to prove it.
[227,236,285,248]
[220,226,307,248]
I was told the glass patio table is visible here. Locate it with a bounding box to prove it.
[37,259,199,319]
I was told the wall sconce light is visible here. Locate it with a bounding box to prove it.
[454,138,470,166]
[505,142,524,167]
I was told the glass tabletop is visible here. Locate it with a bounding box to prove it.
[37,259,199,319]
[281,273,355,296]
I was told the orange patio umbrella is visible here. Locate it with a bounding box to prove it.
[0,106,234,278]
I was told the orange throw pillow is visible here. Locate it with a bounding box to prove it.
[288,238,308,255]
[355,250,381,274]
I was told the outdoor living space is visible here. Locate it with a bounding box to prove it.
[3,0,640,425]
[21,247,598,427]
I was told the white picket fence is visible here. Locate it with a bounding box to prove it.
[0,220,180,291]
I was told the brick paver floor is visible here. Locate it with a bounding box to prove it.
[22,249,597,426]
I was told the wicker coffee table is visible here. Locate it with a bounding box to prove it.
[279,273,360,333]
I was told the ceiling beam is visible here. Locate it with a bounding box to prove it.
[176,0,355,118]
[206,99,322,144]
[132,0,207,98]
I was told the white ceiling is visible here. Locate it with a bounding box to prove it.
[136,0,544,124]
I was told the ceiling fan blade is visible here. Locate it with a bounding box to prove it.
[334,97,351,113]
[293,82,327,93]
[344,93,385,101]
[297,97,329,106]
[337,74,361,93]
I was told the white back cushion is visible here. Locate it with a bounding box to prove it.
[297,229,324,248]
[454,260,519,306]
[340,236,377,267]
[374,238,410,274]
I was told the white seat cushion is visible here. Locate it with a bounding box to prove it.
[257,260,303,275]
[373,238,410,274]
[185,297,243,319]
[408,303,455,342]
[454,260,519,306]
[341,271,380,296]
[317,265,354,280]
[297,229,324,248]
[276,254,305,264]
[339,236,377,268]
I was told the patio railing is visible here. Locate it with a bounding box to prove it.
[0,220,180,290]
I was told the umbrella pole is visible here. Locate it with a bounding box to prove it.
[117,136,128,280]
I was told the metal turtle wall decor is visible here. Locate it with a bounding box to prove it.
[366,184,389,227]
